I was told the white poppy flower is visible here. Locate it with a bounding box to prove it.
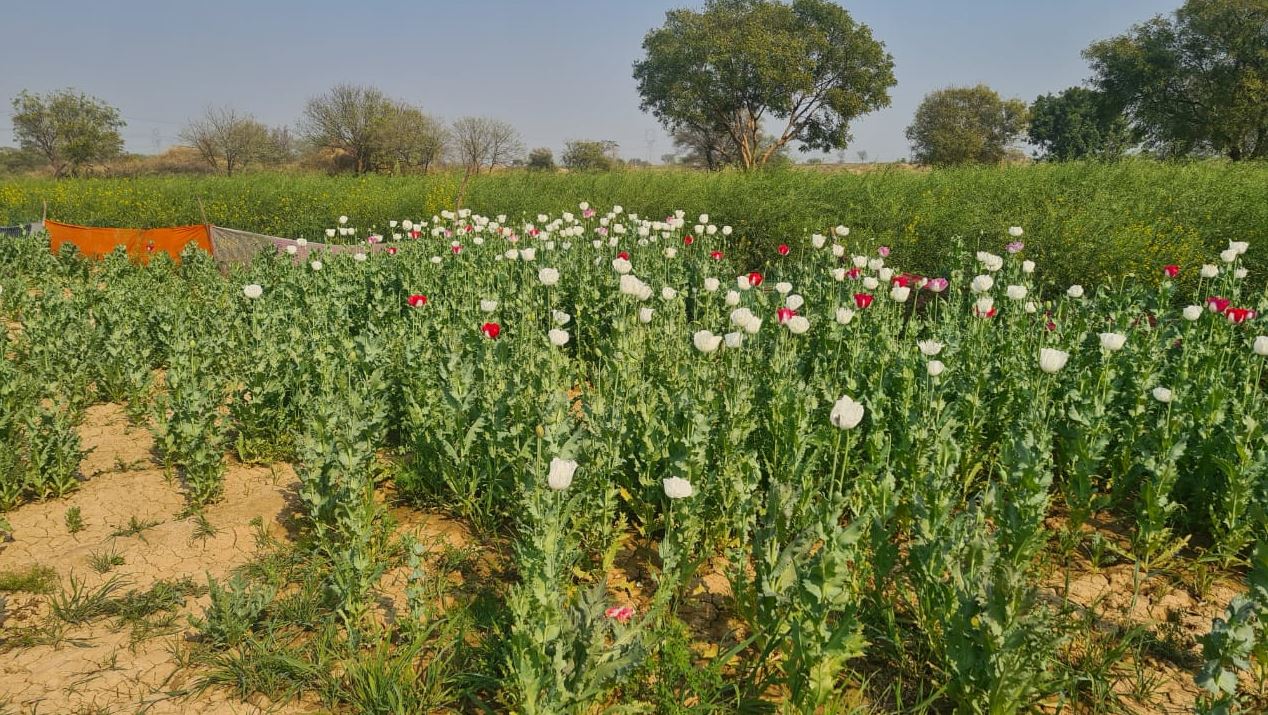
[547,457,577,491]
[725,290,741,306]
[1200,264,1219,278]
[703,277,720,292]
[724,331,743,348]
[722,226,732,235]
[612,258,632,274]
[1183,305,1203,321]
[663,476,694,499]
[971,275,994,294]
[786,316,810,334]
[552,310,571,325]
[1067,285,1085,299]
[1008,226,1023,237]
[1251,335,1268,356]
[242,284,263,299]
[890,285,911,303]
[538,268,560,286]
[1006,285,1028,300]
[338,215,348,225]
[835,308,855,325]
[1022,260,1035,274]
[661,286,678,301]
[917,339,943,356]
[862,276,880,290]
[480,299,498,313]
[830,395,865,429]
[811,234,827,249]
[693,330,723,353]
[354,252,367,262]
[927,359,946,377]
[639,307,654,323]
[831,267,846,281]
[834,225,850,237]
[775,282,792,295]
[310,260,323,271]
[1152,386,1173,403]
[1098,332,1127,351]
[1039,348,1070,374]
[548,329,570,347]
[785,294,805,310]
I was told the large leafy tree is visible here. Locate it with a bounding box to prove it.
[633,0,895,170]
[906,85,1029,167]
[1085,0,1268,160]
[1028,87,1133,161]
[10,88,125,178]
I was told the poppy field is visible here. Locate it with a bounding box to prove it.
[0,206,1266,714]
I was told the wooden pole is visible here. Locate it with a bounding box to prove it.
[196,198,209,226]
[41,200,47,223]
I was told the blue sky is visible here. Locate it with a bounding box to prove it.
[1,0,1179,162]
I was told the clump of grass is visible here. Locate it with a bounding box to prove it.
[49,574,127,625]
[110,515,162,541]
[87,544,126,574]
[188,510,219,544]
[0,564,59,594]
[64,505,84,534]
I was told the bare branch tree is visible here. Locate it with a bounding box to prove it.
[300,84,393,174]
[449,116,523,174]
[179,106,272,176]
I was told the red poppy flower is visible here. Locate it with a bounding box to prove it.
[1163,264,1180,278]
[1225,307,1256,324]
[747,271,764,287]
[1045,319,1056,331]
[407,294,427,308]
[408,230,421,239]
[617,251,630,261]
[451,245,462,254]
[776,307,796,323]
[1207,296,1230,313]
[847,267,862,279]
[971,303,997,318]
[710,250,724,260]
[481,322,501,339]
[683,235,694,246]
[854,293,874,309]
[387,246,398,256]
[777,243,790,256]
[604,605,634,623]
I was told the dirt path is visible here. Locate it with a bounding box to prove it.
[0,404,313,714]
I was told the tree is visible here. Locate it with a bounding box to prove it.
[1028,87,1133,161]
[527,147,555,171]
[180,106,273,176]
[449,117,523,174]
[371,103,446,173]
[10,88,125,177]
[905,85,1029,166]
[561,140,620,171]
[671,124,790,170]
[633,0,895,170]
[300,84,394,174]
[1085,0,1268,160]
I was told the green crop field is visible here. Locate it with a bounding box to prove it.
[1,178,1266,712]
[2,160,1265,288]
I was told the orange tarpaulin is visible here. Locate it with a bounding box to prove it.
[45,220,212,263]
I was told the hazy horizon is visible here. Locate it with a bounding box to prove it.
[2,0,1179,163]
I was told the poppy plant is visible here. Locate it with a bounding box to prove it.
[451,245,462,254]
[407,294,428,308]
[617,251,630,261]
[854,293,874,309]
[747,271,764,287]
[777,243,791,256]
[710,250,724,260]
[776,307,796,323]
[1163,264,1180,278]
[683,235,694,246]
[1206,296,1231,313]
[481,322,501,339]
